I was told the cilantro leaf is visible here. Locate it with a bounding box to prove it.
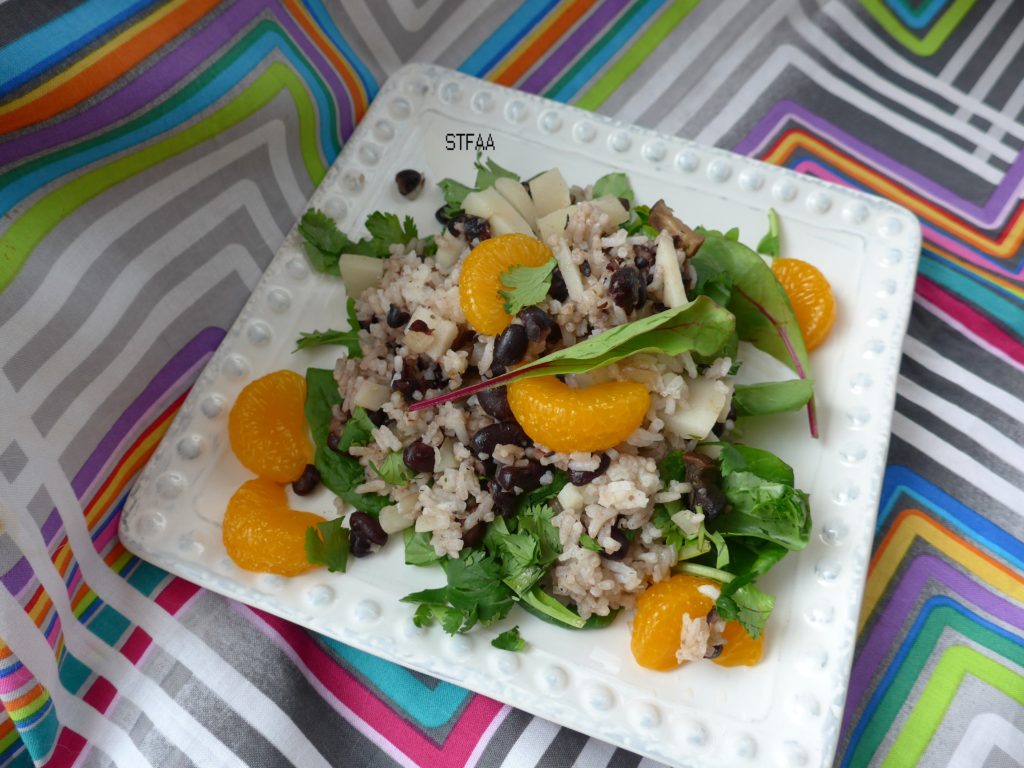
[516,470,567,512]
[404,529,442,566]
[756,208,780,258]
[438,178,473,207]
[299,209,351,276]
[338,406,375,452]
[716,582,774,639]
[491,626,526,652]
[623,204,658,238]
[371,450,415,486]
[579,534,602,552]
[305,519,349,572]
[401,550,516,634]
[474,154,519,190]
[365,212,418,247]
[294,297,362,357]
[516,502,562,568]
[592,172,634,204]
[499,259,555,315]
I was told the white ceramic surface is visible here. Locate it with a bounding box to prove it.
[121,64,921,768]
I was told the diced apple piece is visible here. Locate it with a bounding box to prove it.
[552,240,586,303]
[529,169,571,218]
[655,231,688,308]
[433,235,463,270]
[463,187,533,235]
[663,377,731,440]
[557,482,585,513]
[435,439,457,471]
[537,205,574,243]
[352,380,391,411]
[404,307,458,359]
[379,488,418,533]
[589,196,630,229]
[338,253,385,298]
[495,177,538,230]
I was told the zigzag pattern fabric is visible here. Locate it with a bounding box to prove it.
[0,1,1020,766]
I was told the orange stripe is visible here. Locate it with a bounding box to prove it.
[1,0,220,132]
[495,0,597,86]
[104,542,129,569]
[0,716,15,738]
[0,645,12,661]
[5,685,44,713]
[283,0,367,117]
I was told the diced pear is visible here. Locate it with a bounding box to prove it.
[589,196,630,229]
[352,380,390,411]
[435,439,457,471]
[663,377,731,440]
[379,505,415,534]
[655,231,688,308]
[463,187,533,235]
[552,240,586,303]
[404,307,458,359]
[557,482,585,512]
[528,169,571,217]
[338,253,385,298]
[537,205,574,243]
[495,177,538,230]
[433,235,463,270]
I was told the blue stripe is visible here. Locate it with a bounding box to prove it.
[300,0,379,100]
[0,0,158,97]
[881,466,1024,571]
[459,0,562,77]
[0,26,340,215]
[918,252,1024,334]
[883,0,955,29]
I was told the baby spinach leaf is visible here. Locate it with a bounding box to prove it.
[716,582,774,639]
[411,296,736,411]
[370,450,415,486]
[713,471,811,551]
[732,380,813,418]
[491,626,526,652]
[305,519,349,573]
[756,208,780,258]
[305,367,339,442]
[719,443,795,486]
[691,231,817,436]
[338,406,375,451]
[592,172,634,204]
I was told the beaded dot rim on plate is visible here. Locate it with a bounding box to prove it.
[119,63,922,768]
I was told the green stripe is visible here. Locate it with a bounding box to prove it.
[0,62,326,292]
[918,253,1024,335]
[882,646,1024,766]
[860,0,975,56]
[575,0,700,110]
[543,2,640,99]
[7,690,50,723]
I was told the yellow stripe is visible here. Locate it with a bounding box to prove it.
[0,0,191,118]
[765,132,1024,258]
[489,0,573,80]
[860,511,1023,631]
[85,417,171,528]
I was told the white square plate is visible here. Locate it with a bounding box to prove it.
[121,64,921,768]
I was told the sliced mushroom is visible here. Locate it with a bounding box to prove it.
[649,199,705,258]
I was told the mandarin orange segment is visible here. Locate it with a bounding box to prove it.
[222,479,326,576]
[770,257,836,351]
[459,233,553,335]
[228,370,313,483]
[506,376,649,453]
[713,621,765,667]
[631,574,718,670]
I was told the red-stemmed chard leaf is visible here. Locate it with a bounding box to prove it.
[410,296,736,413]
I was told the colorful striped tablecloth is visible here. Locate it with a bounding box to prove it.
[1,1,1022,766]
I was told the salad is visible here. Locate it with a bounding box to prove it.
[221,155,836,670]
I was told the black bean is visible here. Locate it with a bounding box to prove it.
[463,215,491,242]
[518,306,556,343]
[435,205,454,225]
[292,464,321,495]
[387,304,411,328]
[608,266,647,314]
[452,326,476,351]
[568,454,611,486]
[392,358,424,401]
[326,432,342,452]
[395,169,424,198]
[367,408,389,427]
[704,644,724,660]
[350,511,388,546]
[403,440,435,474]
[462,520,487,549]
[549,269,569,301]
[494,460,544,493]
[493,324,528,368]
[633,243,656,270]
[470,422,531,460]
[488,481,519,517]
[580,260,592,278]
[600,527,630,561]
[477,386,514,421]
[349,534,374,557]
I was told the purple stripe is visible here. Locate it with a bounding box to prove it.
[0,0,353,167]
[732,100,1024,229]
[1,557,34,595]
[70,327,223,499]
[841,553,1024,737]
[41,509,63,545]
[519,0,629,94]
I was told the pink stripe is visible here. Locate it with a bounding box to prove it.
[251,609,504,766]
[916,276,1024,366]
[0,665,35,694]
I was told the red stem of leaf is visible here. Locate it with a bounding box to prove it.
[408,362,548,412]
[734,287,819,438]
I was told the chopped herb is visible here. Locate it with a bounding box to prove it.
[716,582,774,639]
[491,626,526,652]
[499,258,556,315]
[371,450,416,486]
[294,298,362,356]
[297,209,420,274]
[756,208,780,258]
[338,406,376,452]
[404,529,442,566]
[579,534,602,552]
[305,519,349,572]
[473,154,519,190]
[592,172,635,204]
